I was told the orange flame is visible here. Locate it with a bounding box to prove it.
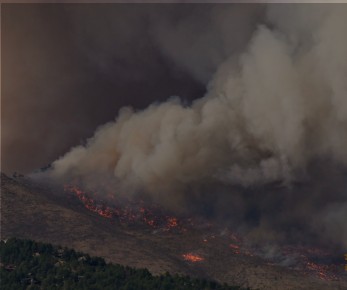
[182,253,204,262]
[64,184,340,281]
[64,184,182,231]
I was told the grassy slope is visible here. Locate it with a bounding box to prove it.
[1,173,346,290]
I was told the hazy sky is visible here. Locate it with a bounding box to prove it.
[2,4,220,173]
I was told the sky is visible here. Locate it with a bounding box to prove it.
[2,3,221,174]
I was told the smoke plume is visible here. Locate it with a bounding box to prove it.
[41,4,347,248]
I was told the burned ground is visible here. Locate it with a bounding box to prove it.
[1,173,346,290]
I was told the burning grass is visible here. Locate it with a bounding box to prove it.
[281,246,340,281]
[64,184,344,282]
[182,253,204,262]
[64,184,184,232]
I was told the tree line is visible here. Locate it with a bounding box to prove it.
[0,238,249,290]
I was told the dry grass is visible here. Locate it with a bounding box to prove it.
[1,173,346,290]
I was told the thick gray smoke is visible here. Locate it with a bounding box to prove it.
[46,5,347,248]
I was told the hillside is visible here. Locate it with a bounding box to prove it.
[0,238,245,290]
[1,173,346,290]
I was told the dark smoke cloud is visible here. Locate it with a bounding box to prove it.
[50,4,347,187]
[3,4,347,249]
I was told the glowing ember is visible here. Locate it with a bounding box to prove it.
[229,243,240,250]
[161,217,179,231]
[229,243,241,255]
[64,184,342,281]
[64,184,183,232]
[262,245,341,281]
[182,253,204,262]
[166,217,178,228]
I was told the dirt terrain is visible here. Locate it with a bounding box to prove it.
[1,173,346,290]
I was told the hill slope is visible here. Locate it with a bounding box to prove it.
[0,238,245,290]
[1,173,346,289]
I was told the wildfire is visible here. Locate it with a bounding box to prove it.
[264,245,340,281]
[166,217,178,228]
[64,184,342,282]
[64,184,182,232]
[306,261,336,280]
[229,243,240,254]
[182,253,204,262]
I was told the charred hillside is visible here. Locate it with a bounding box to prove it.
[1,173,346,290]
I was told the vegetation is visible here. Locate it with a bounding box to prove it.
[0,238,247,290]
